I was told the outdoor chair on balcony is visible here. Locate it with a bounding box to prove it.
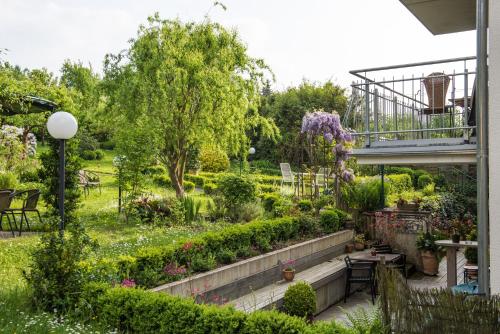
[79,170,101,196]
[279,163,295,192]
[8,189,43,236]
[344,256,376,304]
[420,72,453,115]
[0,190,16,236]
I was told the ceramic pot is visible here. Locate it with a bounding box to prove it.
[282,269,295,282]
[345,244,354,253]
[354,242,365,251]
[421,250,439,275]
[451,234,460,243]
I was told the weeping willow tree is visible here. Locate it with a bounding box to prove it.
[103,14,278,197]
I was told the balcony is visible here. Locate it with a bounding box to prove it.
[344,56,477,165]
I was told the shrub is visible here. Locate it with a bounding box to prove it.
[181,196,201,224]
[262,193,280,212]
[283,281,317,318]
[203,182,218,195]
[191,252,217,272]
[417,174,434,189]
[24,220,97,313]
[81,150,97,160]
[100,140,116,150]
[312,195,331,213]
[0,171,18,189]
[297,199,313,212]
[218,175,256,220]
[236,201,264,222]
[199,145,230,172]
[82,217,306,288]
[183,181,195,193]
[258,184,277,193]
[333,209,350,224]
[272,197,293,217]
[319,210,340,233]
[297,214,320,236]
[185,174,205,187]
[19,169,40,183]
[387,174,413,194]
[127,196,185,226]
[413,169,430,187]
[422,183,435,196]
[153,174,171,187]
[143,165,167,175]
[94,149,105,160]
[342,177,388,212]
[82,284,318,334]
[216,248,237,264]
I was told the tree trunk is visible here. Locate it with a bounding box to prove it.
[168,162,184,198]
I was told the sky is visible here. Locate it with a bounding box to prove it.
[0,0,476,91]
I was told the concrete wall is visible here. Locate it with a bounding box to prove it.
[152,230,353,298]
[489,0,500,294]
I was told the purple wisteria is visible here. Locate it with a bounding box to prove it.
[301,111,355,182]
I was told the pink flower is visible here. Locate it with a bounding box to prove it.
[121,278,136,288]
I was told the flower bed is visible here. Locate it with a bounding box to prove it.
[83,216,343,288]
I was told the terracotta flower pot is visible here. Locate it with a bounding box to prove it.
[421,250,439,275]
[354,242,365,251]
[345,244,354,253]
[282,269,295,282]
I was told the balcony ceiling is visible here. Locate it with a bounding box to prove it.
[399,0,476,35]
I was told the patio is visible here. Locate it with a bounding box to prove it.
[316,250,467,322]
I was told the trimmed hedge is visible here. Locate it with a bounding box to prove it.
[84,217,321,288]
[387,174,413,194]
[81,283,344,334]
[185,174,206,187]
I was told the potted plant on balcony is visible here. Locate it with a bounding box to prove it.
[282,259,296,282]
[354,234,365,251]
[416,232,440,275]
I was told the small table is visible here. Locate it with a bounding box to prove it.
[435,240,478,287]
[350,253,401,264]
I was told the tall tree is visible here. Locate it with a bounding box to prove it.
[103,14,275,197]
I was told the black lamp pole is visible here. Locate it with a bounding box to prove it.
[58,139,65,234]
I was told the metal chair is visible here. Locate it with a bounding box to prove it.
[79,170,101,196]
[374,244,393,254]
[0,190,16,236]
[344,256,376,304]
[386,253,408,283]
[279,163,295,192]
[8,189,42,236]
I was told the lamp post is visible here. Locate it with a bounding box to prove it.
[46,111,78,234]
[248,147,255,173]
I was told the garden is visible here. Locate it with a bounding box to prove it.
[0,12,479,334]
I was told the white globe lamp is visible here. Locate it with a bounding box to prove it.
[249,147,256,155]
[46,111,78,233]
[47,111,78,139]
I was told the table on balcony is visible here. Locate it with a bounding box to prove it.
[435,240,478,287]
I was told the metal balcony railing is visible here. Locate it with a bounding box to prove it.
[344,56,477,148]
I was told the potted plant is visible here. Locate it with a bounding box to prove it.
[416,232,440,275]
[354,234,365,251]
[464,229,478,265]
[345,243,354,253]
[282,259,296,282]
[451,229,461,243]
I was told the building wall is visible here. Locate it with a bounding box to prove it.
[489,0,500,294]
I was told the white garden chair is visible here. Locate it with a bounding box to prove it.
[315,167,332,190]
[280,163,295,192]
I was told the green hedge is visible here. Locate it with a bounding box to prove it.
[84,217,318,288]
[185,174,206,187]
[387,174,413,194]
[81,283,349,334]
